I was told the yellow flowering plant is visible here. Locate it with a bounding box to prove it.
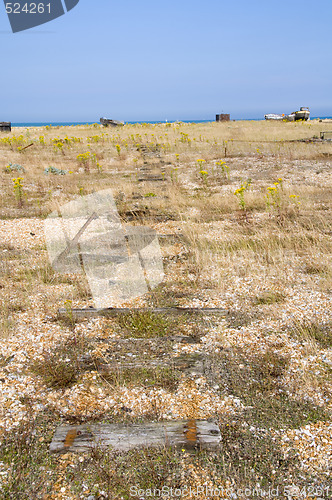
[12,177,24,207]
[234,179,251,210]
[199,170,208,185]
[77,151,97,173]
[215,160,230,179]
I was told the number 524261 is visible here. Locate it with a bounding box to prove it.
[5,3,51,14]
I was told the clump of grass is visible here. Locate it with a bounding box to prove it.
[253,290,286,305]
[252,350,290,380]
[118,311,173,338]
[21,264,72,285]
[19,264,90,302]
[29,338,85,388]
[291,319,332,349]
[245,394,329,430]
[303,262,329,275]
[59,299,77,329]
[72,277,91,300]
[102,365,181,390]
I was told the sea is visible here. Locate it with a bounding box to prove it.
[9,117,332,127]
[12,120,209,127]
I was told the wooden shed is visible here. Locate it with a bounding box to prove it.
[0,122,11,132]
[216,114,230,122]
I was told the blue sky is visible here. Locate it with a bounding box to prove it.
[1,0,331,122]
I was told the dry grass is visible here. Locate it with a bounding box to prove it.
[0,120,331,497]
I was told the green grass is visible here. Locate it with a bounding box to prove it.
[118,311,175,338]
[101,365,182,391]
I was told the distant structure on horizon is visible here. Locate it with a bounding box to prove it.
[100,117,124,127]
[216,114,230,122]
[265,107,310,121]
[0,122,11,132]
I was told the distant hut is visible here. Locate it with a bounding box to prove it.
[0,122,11,132]
[216,114,230,122]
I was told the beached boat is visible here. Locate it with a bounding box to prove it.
[264,114,286,121]
[264,113,295,121]
[293,107,310,121]
[265,107,310,122]
[100,117,124,127]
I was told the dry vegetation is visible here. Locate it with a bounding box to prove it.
[0,119,332,498]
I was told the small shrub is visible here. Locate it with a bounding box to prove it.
[44,166,67,175]
[29,338,85,388]
[3,162,25,173]
[118,311,172,338]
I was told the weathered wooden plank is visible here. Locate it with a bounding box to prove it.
[58,307,228,320]
[103,335,199,344]
[50,419,221,453]
[18,142,34,151]
[95,353,206,377]
[156,233,184,240]
[138,176,164,182]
